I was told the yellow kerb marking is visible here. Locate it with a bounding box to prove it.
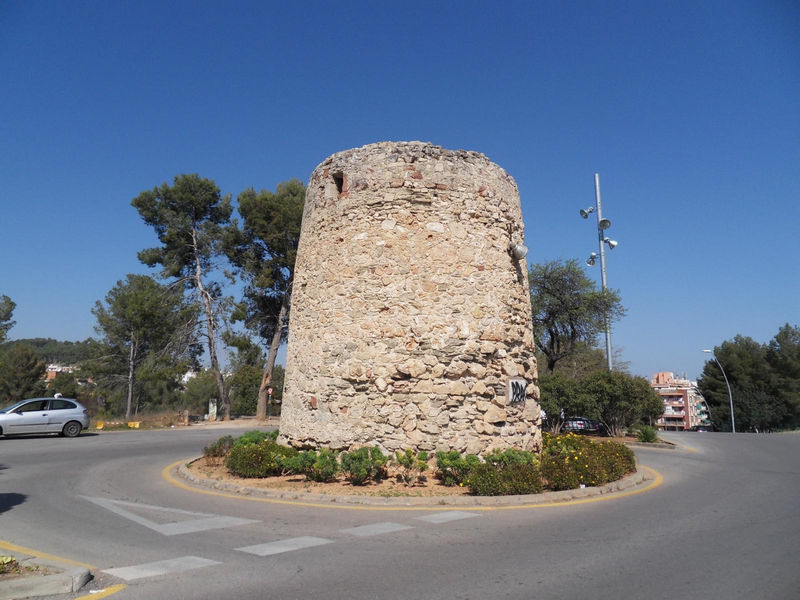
[74,584,127,599]
[0,540,94,569]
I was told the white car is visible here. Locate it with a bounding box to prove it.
[0,397,90,438]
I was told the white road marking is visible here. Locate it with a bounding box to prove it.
[416,511,480,524]
[237,536,334,556]
[81,496,259,535]
[103,556,220,581]
[339,522,414,537]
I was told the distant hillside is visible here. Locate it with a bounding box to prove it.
[0,338,95,364]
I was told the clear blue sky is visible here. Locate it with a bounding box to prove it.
[2,1,798,381]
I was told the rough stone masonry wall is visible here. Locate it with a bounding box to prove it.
[280,141,541,456]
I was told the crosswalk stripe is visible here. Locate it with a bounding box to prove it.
[339,522,413,537]
[237,536,334,556]
[416,511,480,524]
[103,556,220,581]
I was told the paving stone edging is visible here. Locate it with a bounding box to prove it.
[177,459,649,507]
[0,555,91,600]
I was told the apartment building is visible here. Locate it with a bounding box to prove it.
[651,371,711,431]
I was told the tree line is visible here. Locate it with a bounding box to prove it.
[2,182,798,434]
[698,325,800,432]
[0,175,304,420]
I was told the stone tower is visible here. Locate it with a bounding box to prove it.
[280,142,541,455]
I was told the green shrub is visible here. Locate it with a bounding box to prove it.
[394,449,429,486]
[483,448,538,468]
[340,446,388,485]
[225,440,297,478]
[203,435,234,459]
[283,449,340,482]
[540,433,634,491]
[265,429,279,441]
[434,451,482,486]
[282,450,316,477]
[636,425,658,443]
[234,430,269,448]
[466,463,543,496]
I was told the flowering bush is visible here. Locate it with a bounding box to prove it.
[541,432,634,490]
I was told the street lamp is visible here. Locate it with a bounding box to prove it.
[580,173,618,370]
[702,349,735,433]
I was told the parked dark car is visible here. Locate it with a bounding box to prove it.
[689,425,712,432]
[562,416,603,435]
[0,397,90,437]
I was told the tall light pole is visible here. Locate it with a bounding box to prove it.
[580,173,618,371]
[703,349,735,433]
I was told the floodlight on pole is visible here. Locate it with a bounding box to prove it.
[702,349,736,433]
[579,173,617,371]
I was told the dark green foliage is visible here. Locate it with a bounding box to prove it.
[466,463,543,496]
[0,345,46,403]
[228,364,261,415]
[636,425,658,443]
[540,433,635,491]
[529,259,626,373]
[394,449,429,486]
[132,173,234,420]
[283,449,340,482]
[265,429,279,441]
[234,430,269,448]
[226,180,305,420]
[538,371,598,433]
[434,451,482,486]
[49,371,80,399]
[581,370,662,437]
[340,446,388,485]
[699,327,800,431]
[0,295,15,344]
[483,448,538,468]
[225,440,296,478]
[182,370,220,414]
[0,338,96,365]
[91,274,199,418]
[203,435,235,458]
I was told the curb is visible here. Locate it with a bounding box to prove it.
[623,441,676,450]
[176,459,649,508]
[0,555,91,600]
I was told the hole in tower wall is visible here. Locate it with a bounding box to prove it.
[332,172,344,195]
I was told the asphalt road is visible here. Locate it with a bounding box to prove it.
[1,427,799,600]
